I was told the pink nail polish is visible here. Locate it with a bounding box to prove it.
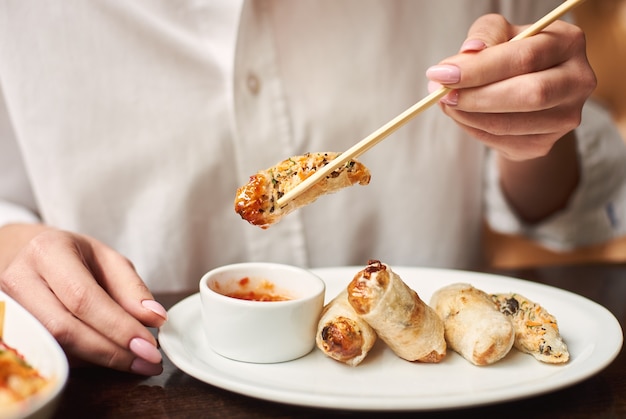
[441,90,459,106]
[427,80,442,94]
[130,358,163,376]
[129,337,162,364]
[142,300,168,320]
[425,65,461,84]
[460,39,487,52]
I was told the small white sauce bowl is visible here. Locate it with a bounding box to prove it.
[199,262,326,363]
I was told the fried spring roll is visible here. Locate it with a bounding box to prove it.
[346,260,446,363]
[492,293,569,364]
[315,290,377,366]
[235,152,370,228]
[430,283,514,366]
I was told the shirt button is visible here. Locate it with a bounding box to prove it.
[247,73,261,95]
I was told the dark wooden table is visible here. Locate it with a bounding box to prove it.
[52,263,626,419]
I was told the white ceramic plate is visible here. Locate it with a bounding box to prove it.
[159,267,623,411]
[0,290,69,419]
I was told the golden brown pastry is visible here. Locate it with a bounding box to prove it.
[492,293,569,364]
[430,283,514,366]
[234,152,371,228]
[316,290,377,366]
[346,260,446,363]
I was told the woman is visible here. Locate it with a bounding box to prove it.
[0,0,622,375]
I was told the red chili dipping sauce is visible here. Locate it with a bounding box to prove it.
[214,277,291,302]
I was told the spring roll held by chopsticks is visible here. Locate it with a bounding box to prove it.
[430,283,514,366]
[316,290,377,366]
[347,260,446,363]
[234,152,370,228]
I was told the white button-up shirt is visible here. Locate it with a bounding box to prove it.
[1,0,624,291]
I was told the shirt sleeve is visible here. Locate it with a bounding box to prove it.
[485,99,626,251]
[0,88,40,227]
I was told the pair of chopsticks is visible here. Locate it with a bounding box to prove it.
[276,0,587,208]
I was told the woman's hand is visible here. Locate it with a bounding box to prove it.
[0,223,167,376]
[425,13,596,161]
[426,14,595,222]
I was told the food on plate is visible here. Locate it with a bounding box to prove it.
[0,340,48,405]
[316,290,377,366]
[346,260,446,363]
[234,152,371,228]
[492,293,569,364]
[430,283,514,366]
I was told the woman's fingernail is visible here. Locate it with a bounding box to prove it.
[460,39,487,52]
[441,90,459,106]
[129,337,162,364]
[425,64,461,84]
[427,80,442,94]
[142,300,168,320]
[130,358,163,376]
[428,81,458,106]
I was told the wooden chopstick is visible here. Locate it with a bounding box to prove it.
[276,0,587,209]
